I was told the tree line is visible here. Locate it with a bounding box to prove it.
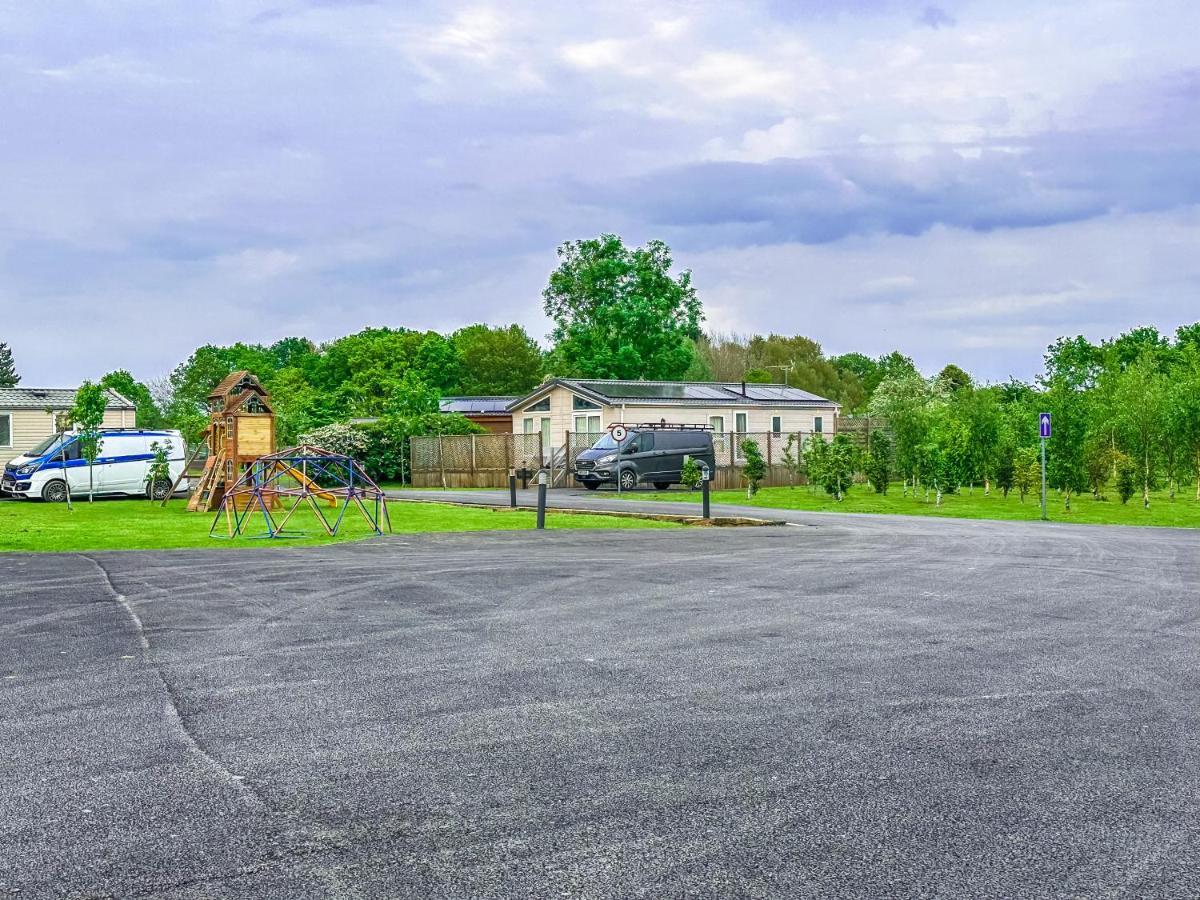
[858,326,1200,509]
[2,235,1198,505]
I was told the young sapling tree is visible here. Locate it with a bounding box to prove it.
[144,440,173,501]
[680,455,702,490]
[69,381,108,503]
[740,438,766,498]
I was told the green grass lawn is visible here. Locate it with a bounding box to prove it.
[0,497,675,553]
[626,482,1200,529]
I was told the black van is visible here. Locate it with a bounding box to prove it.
[573,424,716,491]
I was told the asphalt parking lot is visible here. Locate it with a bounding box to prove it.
[4,515,1200,897]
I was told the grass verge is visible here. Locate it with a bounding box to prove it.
[0,497,676,553]
[618,482,1200,528]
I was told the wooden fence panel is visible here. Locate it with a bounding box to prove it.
[411,431,825,489]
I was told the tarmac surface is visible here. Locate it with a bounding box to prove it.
[3,503,1200,897]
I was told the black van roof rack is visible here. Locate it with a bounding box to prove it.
[611,422,714,431]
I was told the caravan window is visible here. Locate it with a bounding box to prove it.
[0,413,10,447]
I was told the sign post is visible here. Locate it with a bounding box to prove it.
[1038,412,1051,521]
[611,425,627,497]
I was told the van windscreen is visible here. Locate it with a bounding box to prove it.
[592,432,621,451]
[27,434,65,457]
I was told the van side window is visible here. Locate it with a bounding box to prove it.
[58,440,82,461]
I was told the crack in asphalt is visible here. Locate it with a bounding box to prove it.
[79,553,266,811]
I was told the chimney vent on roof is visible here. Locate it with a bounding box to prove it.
[740,381,747,396]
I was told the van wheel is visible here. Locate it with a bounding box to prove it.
[654,482,671,491]
[147,479,172,501]
[619,470,637,491]
[583,482,600,491]
[41,480,69,503]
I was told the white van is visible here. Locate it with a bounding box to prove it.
[1,429,187,502]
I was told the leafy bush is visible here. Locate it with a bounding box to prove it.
[298,422,370,458]
[740,439,766,498]
[680,455,702,489]
[865,431,891,494]
[806,433,856,500]
[144,440,173,500]
[1115,452,1138,504]
[781,433,802,488]
[995,445,1015,498]
[1013,446,1039,503]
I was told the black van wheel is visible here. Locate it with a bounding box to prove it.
[619,469,637,491]
[146,479,172,501]
[41,480,69,503]
[653,482,671,491]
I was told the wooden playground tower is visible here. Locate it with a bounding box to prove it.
[185,371,279,511]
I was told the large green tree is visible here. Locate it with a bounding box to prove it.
[1111,351,1167,508]
[0,342,18,387]
[543,235,703,380]
[452,324,544,395]
[100,370,164,428]
[696,332,865,406]
[1043,377,1089,510]
[1166,349,1200,499]
[867,371,942,493]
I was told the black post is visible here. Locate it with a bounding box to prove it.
[508,470,517,508]
[536,472,547,529]
[702,476,711,520]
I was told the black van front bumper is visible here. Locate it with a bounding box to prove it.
[573,461,614,486]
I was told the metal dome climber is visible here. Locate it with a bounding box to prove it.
[210,444,392,539]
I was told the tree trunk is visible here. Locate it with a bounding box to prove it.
[984,476,990,496]
[1143,449,1151,509]
[1064,488,1071,512]
[88,463,94,503]
[935,485,942,506]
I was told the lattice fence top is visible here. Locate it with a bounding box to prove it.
[410,433,543,472]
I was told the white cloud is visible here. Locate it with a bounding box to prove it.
[2,0,1200,386]
[560,38,632,70]
[216,249,302,282]
[684,207,1200,381]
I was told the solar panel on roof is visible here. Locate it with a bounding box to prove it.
[440,397,514,413]
[593,383,689,400]
[684,385,734,400]
[742,386,789,401]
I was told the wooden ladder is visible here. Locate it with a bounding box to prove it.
[187,452,226,512]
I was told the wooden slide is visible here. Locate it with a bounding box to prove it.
[279,463,339,506]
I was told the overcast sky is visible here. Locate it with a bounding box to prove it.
[2,0,1198,386]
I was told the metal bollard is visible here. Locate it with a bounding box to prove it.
[701,475,711,520]
[536,471,547,529]
[508,470,518,508]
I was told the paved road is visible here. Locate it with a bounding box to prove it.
[3,516,1200,897]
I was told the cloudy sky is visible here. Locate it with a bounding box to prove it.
[2,0,1198,386]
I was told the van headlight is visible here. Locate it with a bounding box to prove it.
[596,454,617,465]
[16,464,36,476]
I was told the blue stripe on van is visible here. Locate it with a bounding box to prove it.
[39,453,157,471]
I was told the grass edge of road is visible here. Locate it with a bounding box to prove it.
[609,482,1200,530]
[0,497,680,553]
